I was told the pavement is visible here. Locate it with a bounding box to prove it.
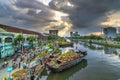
[0,53,21,80]
[0,48,43,79]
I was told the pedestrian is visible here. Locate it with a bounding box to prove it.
[4,77,7,80]
[40,58,43,65]
[23,62,27,69]
[20,55,22,61]
[12,61,14,69]
[14,61,17,68]
[18,62,21,69]
[30,73,35,80]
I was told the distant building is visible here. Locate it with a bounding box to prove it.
[103,27,117,38]
[70,31,80,37]
[0,24,43,41]
[0,24,46,58]
[49,30,58,36]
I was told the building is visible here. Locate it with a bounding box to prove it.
[70,31,80,37]
[103,27,117,38]
[0,28,14,58]
[49,30,58,36]
[0,24,42,40]
[0,24,43,58]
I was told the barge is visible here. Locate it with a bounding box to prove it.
[46,51,87,72]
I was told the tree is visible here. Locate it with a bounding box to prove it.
[16,34,23,42]
[27,36,35,44]
[15,34,24,52]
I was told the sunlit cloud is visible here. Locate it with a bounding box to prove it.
[42,10,72,36]
[36,0,52,6]
[67,2,74,7]
[53,11,69,21]
[100,11,120,27]
[1,0,120,36]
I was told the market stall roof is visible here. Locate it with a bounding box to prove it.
[0,24,42,36]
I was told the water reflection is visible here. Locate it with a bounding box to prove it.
[39,59,87,80]
[81,41,120,57]
[104,47,120,57]
[39,42,120,80]
[80,42,104,50]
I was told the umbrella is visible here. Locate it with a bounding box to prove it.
[45,46,50,50]
[7,67,13,73]
[23,44,32,48]
[7,67,13,78]
[48,48,53,52]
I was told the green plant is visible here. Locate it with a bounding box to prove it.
[16,34,23,42]
[27,36,35,44]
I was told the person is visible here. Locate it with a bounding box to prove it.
[4,77,7,80]
[30,73,35,80]
[14,61,17,68]
[20,55,23,61]
[18,62,21,69]
[12,61,14,69]
[23,62,26,69]
[40,58,43,65]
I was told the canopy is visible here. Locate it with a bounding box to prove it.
[7,67,13,73]
[23,44,32,48]
[28,61,39,68]
[45,46,50,50]
[48,48,53,52]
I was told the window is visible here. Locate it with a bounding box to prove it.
[5,37,12,43]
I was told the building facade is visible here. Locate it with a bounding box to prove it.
[0,24,43,58]
[49,30,58,36]
[0,28,14,58]
[103,27,117,38]
[70,31,80,37]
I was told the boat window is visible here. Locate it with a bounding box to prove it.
[0,38,2,43]
[5,37,12,43]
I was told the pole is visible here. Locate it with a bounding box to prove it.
[21,32,24,54]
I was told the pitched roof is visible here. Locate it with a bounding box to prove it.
[0,24,42,36]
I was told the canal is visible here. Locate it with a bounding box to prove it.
[39,42,120,80]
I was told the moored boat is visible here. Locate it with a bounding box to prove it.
[58,42,73,47]
[46,51,87,72]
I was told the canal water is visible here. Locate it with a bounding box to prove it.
[39,42,120,80]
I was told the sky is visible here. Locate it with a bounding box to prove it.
[0,0,120,36]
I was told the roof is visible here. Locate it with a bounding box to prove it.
[41,33,50,37]
[0,24,42,36]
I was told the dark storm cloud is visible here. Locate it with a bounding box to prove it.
[13,0,55,26]
[49,0,120,33]
[0,2,13,17]
[0,0,120,35]
[0,0,56,30]
[14,0,50,10]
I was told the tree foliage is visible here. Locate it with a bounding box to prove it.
[27,36,35,44]
[113,38,120,41]
[80,35,103,40]
[16,34,23,42]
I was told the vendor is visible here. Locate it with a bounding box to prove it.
[49,54,54,58]
[30,73,35,80]
[23,62,27,69]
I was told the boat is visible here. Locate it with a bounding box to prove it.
[46,51,87,72]
[58,42,73,47]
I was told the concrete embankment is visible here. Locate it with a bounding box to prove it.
[79,39,120,48]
